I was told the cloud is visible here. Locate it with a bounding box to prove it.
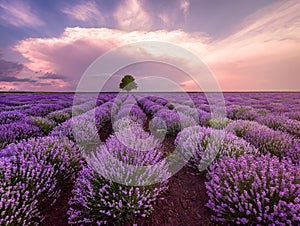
[180,0,190,17]
[38,72,67,80]
[205,0,300,64]
[13,0,300,91]
[114,0,152,30]
[0,55,36,84]
[0,54,69,91]
[203,0,300,90]
[158,13,169,25]
[62,1,105,26]
[0,57,24,77]
[14,27,209,90]
[0,75,34,82]
[118,0,190,30]
[0,0,44,27]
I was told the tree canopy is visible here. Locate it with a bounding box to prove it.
[119,75,138,92]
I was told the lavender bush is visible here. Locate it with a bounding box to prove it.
[1,136,80,185]
[0,121,42,149]
[47,108,72,124]
[30,116,56,135]
[24,103,63,117]
[0,136,80,225]
[72,100,97,116]
[286,111,300,121]
[50,119,73,141]
[68,125,169,224]
[0,156,53,225]
[113,104,147,126]
[175,126,258,170]
[226,120,300,162]
[138,98,164,116]
[206,154,300,225]
[207,117,230,129]
[152,109,196,136]
[175,104,199,122]
[51,102,112,145]
[257,114,300,138]
[197,109,211,126]
[113,117,144,133]
[227,105,260,121]
[0,110,26,124]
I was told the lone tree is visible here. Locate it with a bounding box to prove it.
[119,74,138,92]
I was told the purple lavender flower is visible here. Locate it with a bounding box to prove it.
[257,114,300,138]
[0,120,42,149]
[227,105,260,121]
[206,154,300,225]
[153,109,196,136]
[112,104,147,126]
[30,116,56,135]
[175,126,258,171]
[0,136,80,225]
[51,102,112,144]
[68,124,168,224]
[47,108,72,124]
[24,103,64,117]
[226,120,300,162]
[0,110,26,124]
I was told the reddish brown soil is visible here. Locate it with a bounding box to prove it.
[42,122,113,226]
[136,166,212,225]
[136,135,213,226]
[42,181,74,226]
[98,121,113,142]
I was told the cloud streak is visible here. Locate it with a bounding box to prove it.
[38,72,67,80]
[0,0,44,27]
[0,56,24,77]
[114,0,152,30]
[204,0,300,90]
[62,1,105,26]
[180,0,190,18]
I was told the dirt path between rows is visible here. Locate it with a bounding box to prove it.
[136,136,213,226]
[42,122,113,226]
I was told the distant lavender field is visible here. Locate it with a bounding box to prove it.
[0,92,299,225]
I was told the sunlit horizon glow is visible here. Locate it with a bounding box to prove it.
[0,0,299,92]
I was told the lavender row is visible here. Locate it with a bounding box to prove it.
[50,101,113,145]
[175,126,258,170]
[226,120,300,163]
[0,99,109,149]
[0,136,80,225]
[206,154,300,225]
[138,96,201,136]
[227,105,300,137]
[68,96,169,224]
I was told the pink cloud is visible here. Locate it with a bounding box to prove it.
[203,0,300,91]
[180,0,190,18]
[62,1,105,26]
[0,0,44,27]
[114,0,152,30]
[14,27,209,91]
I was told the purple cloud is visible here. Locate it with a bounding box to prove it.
[0,55,36,83]
[38,72,67,80]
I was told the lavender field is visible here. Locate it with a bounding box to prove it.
[0,92,299,225]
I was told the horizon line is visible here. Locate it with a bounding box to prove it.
[1,91,300,94]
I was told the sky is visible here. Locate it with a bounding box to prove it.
[0,0,299,92]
